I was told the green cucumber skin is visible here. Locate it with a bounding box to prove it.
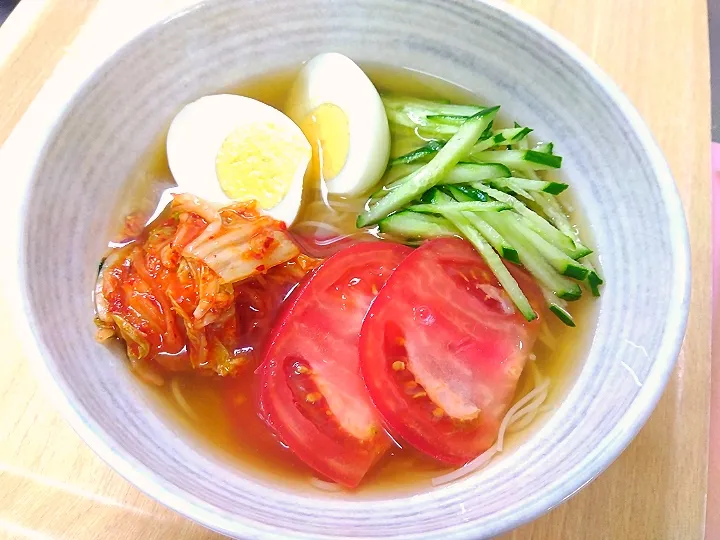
[470,150,562,170]
[549,304,576,327]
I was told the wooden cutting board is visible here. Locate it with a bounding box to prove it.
[0,0,710,538]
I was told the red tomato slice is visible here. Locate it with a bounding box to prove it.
[359,238,542,465]
[258,242,412,487]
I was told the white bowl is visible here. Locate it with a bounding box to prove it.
[11,0,689,538]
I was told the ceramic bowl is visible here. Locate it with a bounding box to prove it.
[12,0,689,538]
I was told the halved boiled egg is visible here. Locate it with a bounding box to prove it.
[285,53,390,196]
[166,94,311,225]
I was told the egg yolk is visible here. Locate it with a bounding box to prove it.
[215,122,310,208]
[299,103,350,183]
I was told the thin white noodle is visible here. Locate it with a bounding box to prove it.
[315,233,369,247]
[309,477,343,492]
[431,369,551,486]
[171,377,199,421]
[293,221,345,236]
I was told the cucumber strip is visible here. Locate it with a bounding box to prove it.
[382,96,486,118]
[538,286,576,327]
[475,185,588,258]
[492,127,533,145]
[508,214,590,280]
[386,162,512,189]
[521,175,602,294]
[446,186,519,263]
[486,177,568,195]
[407,201,511,214]
[550,304,577,326]
[534,142,554,154]
[452,183,489,202]
[470,149,562,169]
[357,107,500,227]
[431,190,536,321]
[391,140,445,166]
[384,107,418,129]
[378,211,458,238]
[484,212,582,300]
[426,114,469,126]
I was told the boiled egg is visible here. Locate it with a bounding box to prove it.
[166,94,311,225]
[285,53,390,196]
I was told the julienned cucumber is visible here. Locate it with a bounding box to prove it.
[484,212,582,301]
[508,215,590,280]
[475,185,591,259]
[382,96,486,118]
[538,286,576,327]
[407,201,510,214]
[470,149,562,169]
[378,211,458,239]
[445,186,519,263]
[485,177,568,195]
[391,140,445,166]
[357,107,500,227]
[385,162,512,190]
[431,190,537,321]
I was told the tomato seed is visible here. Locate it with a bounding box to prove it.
[392,361,406,371]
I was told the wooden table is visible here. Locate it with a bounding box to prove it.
[0,0,711,538]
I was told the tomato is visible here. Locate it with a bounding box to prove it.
[258,242,412,487]
[359,238,542,465]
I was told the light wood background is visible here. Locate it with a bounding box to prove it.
[0,0,711,538]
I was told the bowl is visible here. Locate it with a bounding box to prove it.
[10,0,690,538]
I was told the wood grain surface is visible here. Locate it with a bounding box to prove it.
[0,0,710,539]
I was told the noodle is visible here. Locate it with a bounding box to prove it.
[431,364,550,486]
[293,221,345,236]
[171,377,199,421]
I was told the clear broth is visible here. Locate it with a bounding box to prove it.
[118,65,598,495]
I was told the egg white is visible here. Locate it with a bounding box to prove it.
[285,53,390,196]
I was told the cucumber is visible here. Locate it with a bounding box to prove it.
[476,185,590,259]
[391,140,445,166]
[445,185,519,263]
[470,149,562,169]
[431,190,537,321]
[407,201,511,214]
[378,211,458,239]
[486,177,568,195]
[534,142,554,154]
[523,179,603,295]
[550,304,577,326]
[387,162,511,189]
[426,114,469,126]
[538,286,576,327]
[357,107,500,227]
[509,214,590,280]
[382,96,486,118]
[452,183,489,202]
[484,212,582,301]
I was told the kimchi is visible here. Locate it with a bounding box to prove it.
[94,194,320,384]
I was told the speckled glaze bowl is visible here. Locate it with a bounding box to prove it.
[11,0,689,538]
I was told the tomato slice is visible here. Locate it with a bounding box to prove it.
[359,238,542,465]
[258,242,412,487]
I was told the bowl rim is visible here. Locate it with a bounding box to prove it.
[9,0,691,538]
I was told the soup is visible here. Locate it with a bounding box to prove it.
[94,57,600,493]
